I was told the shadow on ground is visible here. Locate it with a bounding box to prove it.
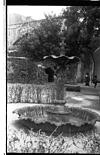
[12,119,95,137]
[85,98,100,110]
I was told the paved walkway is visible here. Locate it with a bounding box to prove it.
[65,91,99,107]
[65,83,100,95]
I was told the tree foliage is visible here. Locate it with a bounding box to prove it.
[12,14,62,60]
[12,6,100,64]
[63,6,100,57]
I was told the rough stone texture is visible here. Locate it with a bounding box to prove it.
[7,57,78,84]
[7,59,48,84]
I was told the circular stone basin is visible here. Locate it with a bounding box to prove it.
[13,104,100,127]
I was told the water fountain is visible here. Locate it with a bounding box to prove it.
[13,19,100,128]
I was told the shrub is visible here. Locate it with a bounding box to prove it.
[7,127,100,153]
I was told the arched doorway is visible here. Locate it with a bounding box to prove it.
[45,67,54,82]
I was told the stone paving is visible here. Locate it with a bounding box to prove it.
[65,92,99,108]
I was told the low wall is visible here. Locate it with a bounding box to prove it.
[7,83,59,103]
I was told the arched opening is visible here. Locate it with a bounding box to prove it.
[45,67,55,82]
[94,47,100,81]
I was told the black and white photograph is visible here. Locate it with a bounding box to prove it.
[6,2,100,154]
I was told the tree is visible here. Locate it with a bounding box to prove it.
[12,7,100,61]
[11,6,100,80]
[63,6,100,53]
[12,14,62,61]
[62,6,100,77]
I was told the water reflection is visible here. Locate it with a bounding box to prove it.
[12,119,96,137]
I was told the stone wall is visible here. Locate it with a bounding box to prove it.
[8,20,41,48]
[7,58,48,84]
[7,56,78,84]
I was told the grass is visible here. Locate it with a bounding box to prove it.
[7,126,100,153]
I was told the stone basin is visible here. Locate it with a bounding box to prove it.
[13,104,100,127]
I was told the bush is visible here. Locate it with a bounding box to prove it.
[7,127,100,153]
[7,83,57,103]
